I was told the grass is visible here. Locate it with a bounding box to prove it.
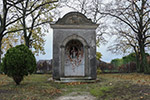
[0,73,150,100]
[0,74,61,100]
[90,86,112,97]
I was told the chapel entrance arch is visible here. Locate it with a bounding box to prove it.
[60,34,89,77]
[64,40,84,76]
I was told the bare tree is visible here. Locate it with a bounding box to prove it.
[102,0,150,73]
[108,23,140,71]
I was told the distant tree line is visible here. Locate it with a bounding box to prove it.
[110,53,150,73]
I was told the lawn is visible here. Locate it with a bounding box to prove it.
[0,73,150,100]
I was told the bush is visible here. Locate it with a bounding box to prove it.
[111,58,123,68]
[97,68,102,74]
[96,52,102,61]
[122,53,136,64]
[1,45,36,85]
[118,62,136,73]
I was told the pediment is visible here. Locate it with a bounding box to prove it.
[55,12,95,25]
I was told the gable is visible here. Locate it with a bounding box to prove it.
[55,12,95,25]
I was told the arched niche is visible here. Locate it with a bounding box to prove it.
[60,35,90,77]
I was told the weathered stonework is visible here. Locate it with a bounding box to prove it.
[51,12,98,82]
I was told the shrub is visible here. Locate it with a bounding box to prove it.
[118,62,136,73]
[122,53,136,64]
[97,68,102,74]
[96,52,102,61]
[1,45,36,85]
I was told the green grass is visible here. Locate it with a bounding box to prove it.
[103,69,119,73]
[0,73,150,100]
[90,86,112,97]
[0,74,60,100]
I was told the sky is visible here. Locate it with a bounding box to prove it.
[35,5,124,63]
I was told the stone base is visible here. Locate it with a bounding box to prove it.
[54,77,96,83]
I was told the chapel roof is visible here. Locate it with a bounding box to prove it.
[55,12,95,25]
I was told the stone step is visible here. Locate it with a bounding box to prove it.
[58,77,96,83]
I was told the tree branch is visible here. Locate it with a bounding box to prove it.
[100,12,138,33]
[6,0,58,27]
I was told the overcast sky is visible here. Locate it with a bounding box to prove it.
[35,5,124,63]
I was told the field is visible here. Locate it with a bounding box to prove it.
[0,73,150,100]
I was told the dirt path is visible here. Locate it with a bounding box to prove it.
[55,92,96,100]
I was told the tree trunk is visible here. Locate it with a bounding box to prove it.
[0,43,2,64]
[25,37,30,48]
[134,46,141,73]
[140,42,147,73]
[13,76,23,85]
[0,36,3,64]
[144,61,150,74]
[135,53,141,72]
